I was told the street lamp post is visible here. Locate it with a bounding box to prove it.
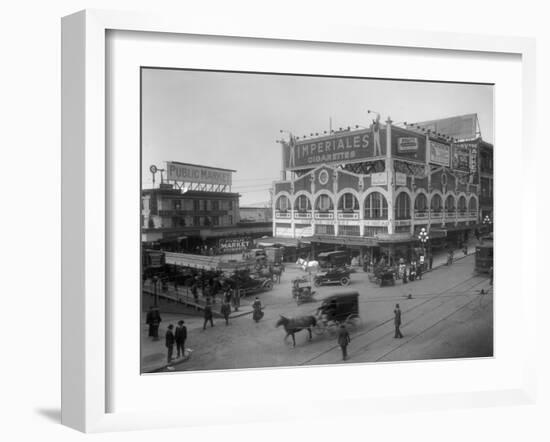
[418,227,429,270]
[152,275,159,307]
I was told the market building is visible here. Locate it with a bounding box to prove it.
[141,161,271,254]
[271,114,493,264]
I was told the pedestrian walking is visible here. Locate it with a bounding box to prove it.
[402,267,408,284]
[221,299,231,325]
[429,254,433,270]
[165,324,175,364]
[146,306,162,341]
[252,297,263,323]
[337,324,351,361]
[203,302,214,330]
[175,320,187,358]
[394,304,403,338]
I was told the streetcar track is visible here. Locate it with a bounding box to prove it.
[373,294,494,361]
[298,275,489,365]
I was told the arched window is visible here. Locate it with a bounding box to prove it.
[431,194,443,213]
[275,195,290,212]
[395,192,411,220]
[364,192,388,220]
[468,197,477,213]
[338,192,359,212]
[315,194,334,212]
[414,193,428,212]
[294,195,312,212]
[458,195,467,213]
[445,195,455,212]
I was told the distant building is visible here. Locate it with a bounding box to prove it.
[239,206,272,223]
[271,114,493,264]
[142,162,271,252]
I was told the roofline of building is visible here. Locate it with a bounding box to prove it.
[167,160,236,173]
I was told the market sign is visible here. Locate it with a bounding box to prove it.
[452,144,470,171]
[428,140,450,167]
[397,137,418,152]
[166,161,233,185]
[283,128,386,170]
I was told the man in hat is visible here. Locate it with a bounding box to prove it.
[337,324,351,361]
[220,299,231,326]
[146,306,162,341]
[203,301,214,330]
[165,324,175,364]
[394,304,403,338]
[175,320,187,359]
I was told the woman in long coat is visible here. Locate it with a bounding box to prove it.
[252,297,263,322]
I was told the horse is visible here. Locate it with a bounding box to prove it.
[275,315,317,347]
[296,258,319,274]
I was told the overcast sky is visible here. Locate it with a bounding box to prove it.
[141,68,493,206]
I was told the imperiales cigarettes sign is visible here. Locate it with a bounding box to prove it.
[283,128,386,170]
[166,162,232,186]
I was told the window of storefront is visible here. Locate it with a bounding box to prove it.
[315,194,333,212]
[445,195,456,212]
[212,200,220,211]
[458,196,467,213]
[276,195,290,212]
[338,193,359,212]
[212,216,219,226]
[431,194,443,212]
[315,224,335,235]
[295,195,312,212]
[414,193,428,212]
[193,200,200,212]
[364,226,386,237]
[339,225,360,236]
[395,192,411,220]
[469,197,477,212]
[364,192,388,219]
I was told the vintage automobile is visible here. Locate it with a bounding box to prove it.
[313,267,351,287]
[291,277,316,305]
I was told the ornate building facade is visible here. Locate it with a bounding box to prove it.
[272,116,492,262]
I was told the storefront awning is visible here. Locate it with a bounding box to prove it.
[308,235,379,247]
[254,236,305,247]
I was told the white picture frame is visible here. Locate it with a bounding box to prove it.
[61,9,537,433]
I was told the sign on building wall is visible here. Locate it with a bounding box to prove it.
[166,161,233,185]
[283,127,386,170]
[397,137,418,152]
[295,225,313,237]
[371,171,388,186]
[395,172,407,186]
[414,114,478,140]
[452,144,470,171]
[428,140,451,167]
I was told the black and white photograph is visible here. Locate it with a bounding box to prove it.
[140,68,494,374]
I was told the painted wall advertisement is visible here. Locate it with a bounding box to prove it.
[166,161,233,185]
[397,137,418,152]
[395,172,407,186]
[428,140,450,167]
[452,144,471,171]
[283,127,386,170]
[371,171,388,186]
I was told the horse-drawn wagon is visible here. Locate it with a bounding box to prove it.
[313,291,361,336]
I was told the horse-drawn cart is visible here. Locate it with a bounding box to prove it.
[368,266,396,287]
[313,291,361,336]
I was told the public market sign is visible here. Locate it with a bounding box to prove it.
[283,128,386,170]
[166,161,232,186]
